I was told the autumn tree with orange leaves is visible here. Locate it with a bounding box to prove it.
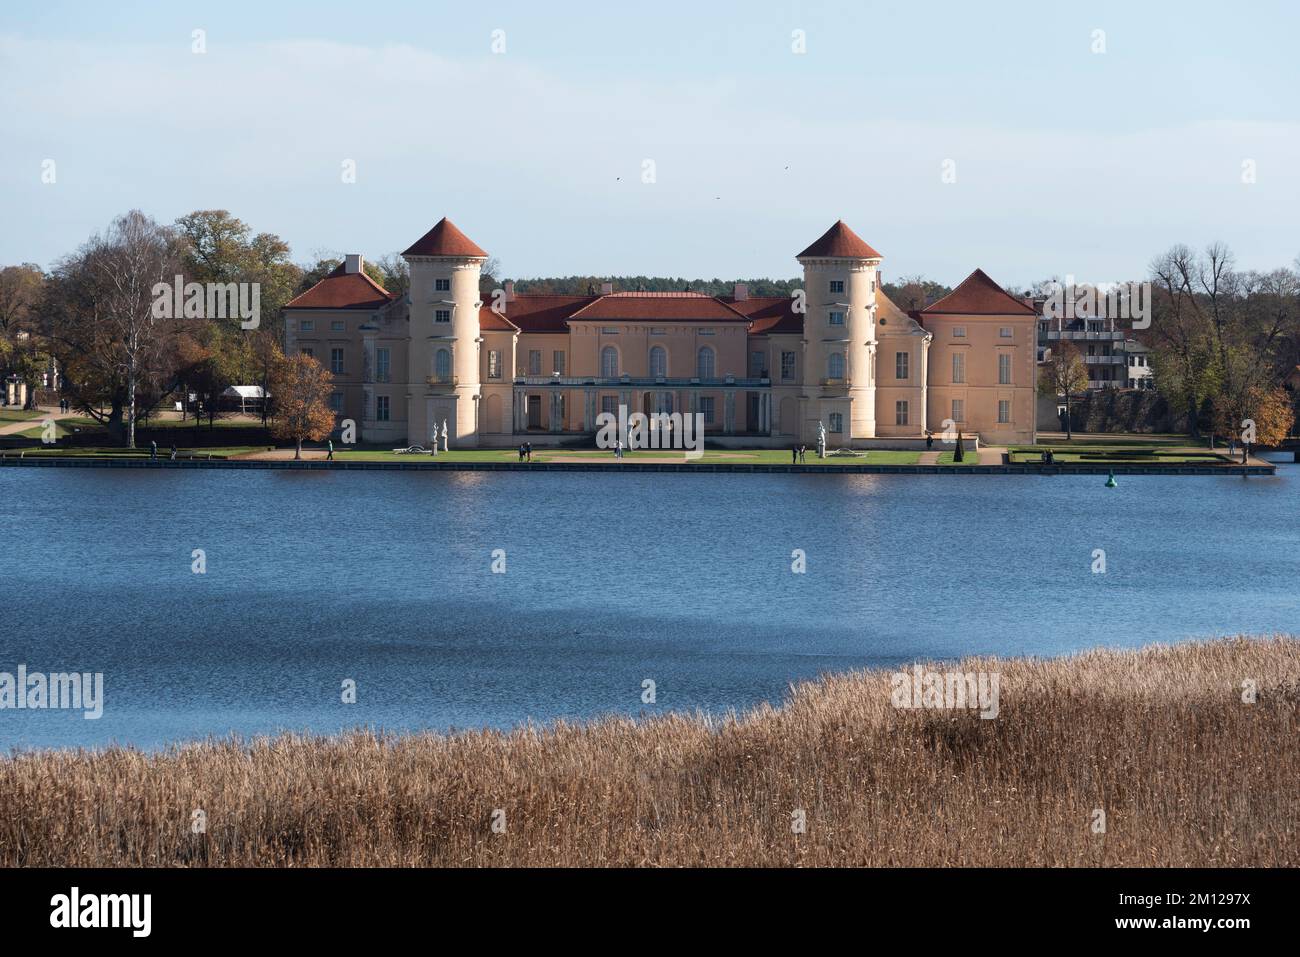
[269,351,335,460]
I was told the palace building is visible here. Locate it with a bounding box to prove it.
[281,218,1038,448]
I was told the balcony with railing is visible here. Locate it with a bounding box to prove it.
[426,374,458,387]
[1042,330,1126,341]
[512,374,771,389]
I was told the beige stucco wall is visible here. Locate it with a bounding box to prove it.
[924,312,1037,446]
[283,284,1036,449]
[797,256,880,443]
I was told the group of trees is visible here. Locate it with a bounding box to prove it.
[0,262,46,408]
[1147,244,1298,445]
[0,209,430,452]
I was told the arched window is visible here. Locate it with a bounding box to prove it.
[601,346,619,378]
[649,346,667,378]
[827,352,845,379]
[697,346,715,379]
[435,348,451,380]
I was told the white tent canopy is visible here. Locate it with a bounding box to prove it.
[221,385,268,413]
[222,386,266,399]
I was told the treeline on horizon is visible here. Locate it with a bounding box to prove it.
[1,207,1297,446]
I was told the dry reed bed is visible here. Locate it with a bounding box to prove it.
[1,636,1297,866]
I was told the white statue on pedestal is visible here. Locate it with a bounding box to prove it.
[817,421,827,458]
[441,419,450,452]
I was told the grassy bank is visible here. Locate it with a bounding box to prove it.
[1,637,1295,867]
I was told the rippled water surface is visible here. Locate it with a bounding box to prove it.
[0,464,1296,748]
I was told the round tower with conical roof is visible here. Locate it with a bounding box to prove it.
[401,217,487,448]
[796,220,883,444]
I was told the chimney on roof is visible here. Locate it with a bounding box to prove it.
[733,282,748,301]
[504,280,516,302]
[600,281,613,295]
[344,254,363,275]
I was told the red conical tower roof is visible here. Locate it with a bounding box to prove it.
[402,217,488,258]
[797,220,882,260]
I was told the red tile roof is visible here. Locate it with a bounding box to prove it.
[283,262,396,310]
[402,217,489,258]
[568,292,751,322]
[723,296,802,334]
[797,220,883,260]
[478,294,596,333]
[920,268,1035,316]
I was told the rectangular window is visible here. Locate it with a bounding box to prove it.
[951,399,964,423]
[895,351,909,380]
[953,326,966,338]
[376,395,390,421]
[697,328,714,336]
[999,326,1013,338]
[829,311,845,326]
[952,352,965,384]
[528,350,542,375]
[601,395,618,416]
[299,319,314,332]
[435,309,451,323]
[300,347,314,358]
[751,351,765,376]
[553,351,565,374]
[895,400,908,426]
[488,350,501,379]
[998,353,1012,385]
[829,280,844,294]
[699,396,715,424]
[781,351,796,380]
[331,320,345,332]
[435,278,450,292]
[330,348,344,374]
[829,412,843,433]
[329,392,344,412]
[998,399,1011,424]
[601,327,619,334]
[376,348,390,382]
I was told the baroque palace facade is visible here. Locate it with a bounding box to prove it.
[282,218,1038,448]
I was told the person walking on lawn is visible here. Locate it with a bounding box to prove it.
[327,438,334,461]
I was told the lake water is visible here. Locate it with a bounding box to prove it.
[1,464,1297,750]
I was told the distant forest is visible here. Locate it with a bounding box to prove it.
[503,275,955,308]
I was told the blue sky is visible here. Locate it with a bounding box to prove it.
[2,0,1298,287]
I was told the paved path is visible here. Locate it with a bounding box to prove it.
[0,406,76,437]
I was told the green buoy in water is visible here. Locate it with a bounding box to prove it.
[1105,470,1117,488]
